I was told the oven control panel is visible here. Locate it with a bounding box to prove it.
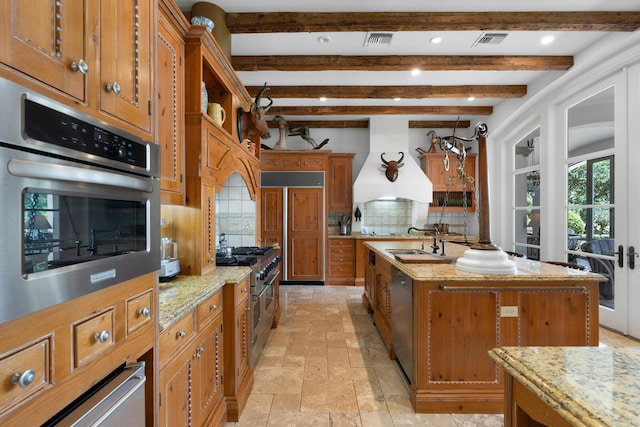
[23,99,148,170]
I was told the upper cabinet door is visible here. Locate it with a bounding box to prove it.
[99,0,153,133]
[0,0,87,101]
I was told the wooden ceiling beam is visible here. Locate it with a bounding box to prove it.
[267,120,369,129]
[227,12,640,33]
[267,105,492,116]
[233,55,573,71]
[409,120,471,129]
[247,85,527,99]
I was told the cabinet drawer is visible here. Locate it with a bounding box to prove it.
[235,280,250,304]
[0,338,51,414]
[126,290,153,335]
[329,263,355,276]
[73,309,115,368]
[329,246,354,258]
[159,311,195,362]
[197,290,223,327]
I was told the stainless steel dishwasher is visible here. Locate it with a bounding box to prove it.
[391,266,413,382]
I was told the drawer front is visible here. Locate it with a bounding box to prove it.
[0,338,50,414]
[73,309,115,368]
[301,156,326,170]
[329,246,354,258]
[329,262,355,276]
[126,290,153,335]
[197,290,223,327]
[235,280,250,304]
[159,311,195,362]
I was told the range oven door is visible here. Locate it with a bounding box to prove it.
[0,145,160,324]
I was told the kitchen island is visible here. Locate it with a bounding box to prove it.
[489,346,640,426]
[364,240,603,414]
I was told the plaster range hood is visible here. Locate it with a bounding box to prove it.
[353,116,433,203]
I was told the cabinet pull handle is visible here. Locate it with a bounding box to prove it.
[93,330,110,343]
[11,369,36,388]
[137,307,150,318]
[70,59,88,75]
[105,82,121,95]
[176,330,186,339]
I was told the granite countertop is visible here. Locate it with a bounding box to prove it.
[158,266,251,331]
[328,231,476,241]
[489,346,640,426]
[365,240,603,282]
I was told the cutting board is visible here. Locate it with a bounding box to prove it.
[394,253,454,264]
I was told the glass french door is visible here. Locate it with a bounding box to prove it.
[562,73,633,335]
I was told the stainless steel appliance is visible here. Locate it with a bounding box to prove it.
[43,363,146,426]
[216,246,281,366]
[0,78,160,324]
[391,266,414,382]
[159,237,181,281]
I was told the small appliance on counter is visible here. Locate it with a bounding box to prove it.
[160,237,180,281]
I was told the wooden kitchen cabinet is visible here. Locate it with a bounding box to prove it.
[327,238,356,285]
[261,150,328,171]
[371,254,394,358]
[0,0,154,137]
[223,277,253,422]
[0,273,155,426]
[420,153,476,212]
[328,153,355,212]
[157,0,189,205]
[158,289,225,427]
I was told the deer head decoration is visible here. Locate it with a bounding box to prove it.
[380,152,405,182]
[237,82,273,142]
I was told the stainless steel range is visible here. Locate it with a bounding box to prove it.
[216,246,281,366]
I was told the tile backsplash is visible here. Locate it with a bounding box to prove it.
[216,173,256,249]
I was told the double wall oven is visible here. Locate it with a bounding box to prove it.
[0,77,160,325]
[217,246,281,366]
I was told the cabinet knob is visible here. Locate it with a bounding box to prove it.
[137,307,150,318]
[176,330,186,339]
[11,369,36,388]
[105,81,121,95]
[70,59,88,75]
[209,304,218,311]
[93,330,110,343]
[242,288,247,293]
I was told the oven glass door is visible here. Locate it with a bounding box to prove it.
[23,190,148,275]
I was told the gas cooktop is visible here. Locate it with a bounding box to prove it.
[231,246,274,256]
[215,256,257,266]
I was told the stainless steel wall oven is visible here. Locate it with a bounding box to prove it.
[0,78,160,324]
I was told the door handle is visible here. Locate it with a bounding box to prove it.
[628,246,638,270]
[615,245,624,268]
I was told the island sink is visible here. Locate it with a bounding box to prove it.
[386,249,429,255]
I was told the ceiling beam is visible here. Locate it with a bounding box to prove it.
[233,55,573,71]
[227,12,640,33]
[267,120,369,129]
[247,85,527,99]
[267,105,492,116]
[409,120,471,129]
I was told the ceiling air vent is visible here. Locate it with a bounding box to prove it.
[364,32,395,48]
[472,32,508,47]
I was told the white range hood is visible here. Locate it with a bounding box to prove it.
[353,116,433,203]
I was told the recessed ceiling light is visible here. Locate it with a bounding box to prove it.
[430,36,443,44]
[393,97,401,101]
[411,69,421,76]
[319,96,327,102]
[317,36,331,44]
[468,96,476,102]
[541,35,555,45]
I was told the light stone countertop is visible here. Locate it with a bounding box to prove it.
[489,346,640,426]
[365,240,603,282]
[328,231,475,241]
[158,266,251,331]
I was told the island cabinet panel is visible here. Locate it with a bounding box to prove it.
[411,280,598,414]
[425,291,499,383]
[371,254,394,358]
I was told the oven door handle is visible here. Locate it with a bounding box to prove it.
[8,159,153,192]
[265,269,280,287]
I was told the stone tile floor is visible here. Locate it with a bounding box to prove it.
[225,285,639,427]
